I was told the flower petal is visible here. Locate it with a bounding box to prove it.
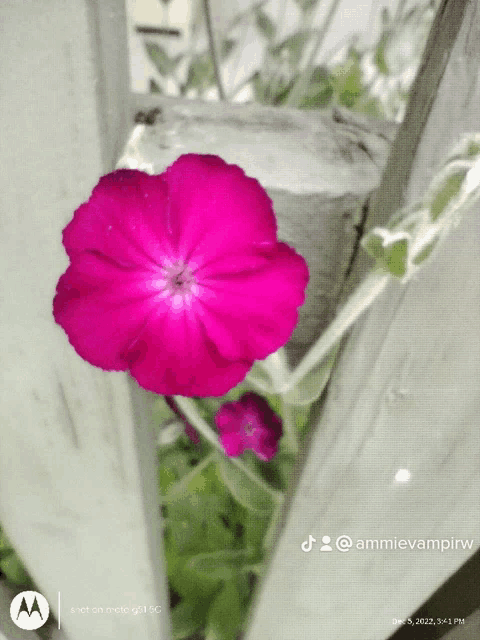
[241,393,283,438]
[165,154,278,265]
[127,304,252,396]
[63,170,174,269]
[215,403,244,433]
[249,437,278,462]
[196,243,309,361]
[219,433,246,457]
[53,252,166,370]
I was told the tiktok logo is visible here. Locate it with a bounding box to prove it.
[10,591,49,630]
[301,534,316,552]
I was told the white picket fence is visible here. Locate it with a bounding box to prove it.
[0,1,479,640]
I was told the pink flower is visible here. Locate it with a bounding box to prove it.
[53,154,309,397]
[215,392,282,461]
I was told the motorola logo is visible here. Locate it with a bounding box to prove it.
[10,591,49,630]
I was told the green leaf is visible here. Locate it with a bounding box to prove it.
[0,553,30,586]
[300,82,333,109]
[294,405,312,441]
[145,42,177,77]
[205,580,244,640]
[255,7,275,40]
[271,31,311,67]
[466,140,480,158]
[310,65,330,83]
[383,238,409,277]
[164,453,213,501]
[186,548,253,583]
[164,459,235,555]
[352,96,384,119]
[362,229,410,277]
[185,54,215,92]
[362,231,386,260]
[272,80,296,106]
[374,32,390,75]
[0,529,14,559]
[262,500,285,554]
[241,509,270,552]
[158,450,191,495]
[252,71,267,104]
[331,53,363,108]
[169,552,224,603]
[429,171,466,221]
[171,600,202,640]
[217,459,275,515]
[235,569,252,604]
[298,66,333,109]
[166,492,233,555]
[275,452,295,491]
[282,344,339,405]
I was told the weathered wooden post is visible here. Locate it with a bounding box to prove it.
[0,2,170,639]
[245,1,480,638]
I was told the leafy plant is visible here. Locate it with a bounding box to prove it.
[155,388,302,639]
[0,528,34,588]
[143,0,438,120]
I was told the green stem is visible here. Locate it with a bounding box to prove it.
[285,0,342,107]
[280,398,298,455]
[280,269,390,394]
[202,0,227,100]
[173,396,283,504]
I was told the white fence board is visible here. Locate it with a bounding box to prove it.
[245,1,480,638]
[0,2,170,639]
[246,201,480,640]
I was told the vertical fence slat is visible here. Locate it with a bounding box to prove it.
[0,2,170,639]
[245,1,480,639]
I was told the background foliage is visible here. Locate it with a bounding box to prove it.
[144,0,438,122]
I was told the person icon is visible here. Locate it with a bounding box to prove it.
[320,535,332,551]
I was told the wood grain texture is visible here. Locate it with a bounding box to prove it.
[0,2,170,639]
[245,1,480,639]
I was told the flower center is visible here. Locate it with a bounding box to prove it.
[163,262,196,296]
[244,420,255,436]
